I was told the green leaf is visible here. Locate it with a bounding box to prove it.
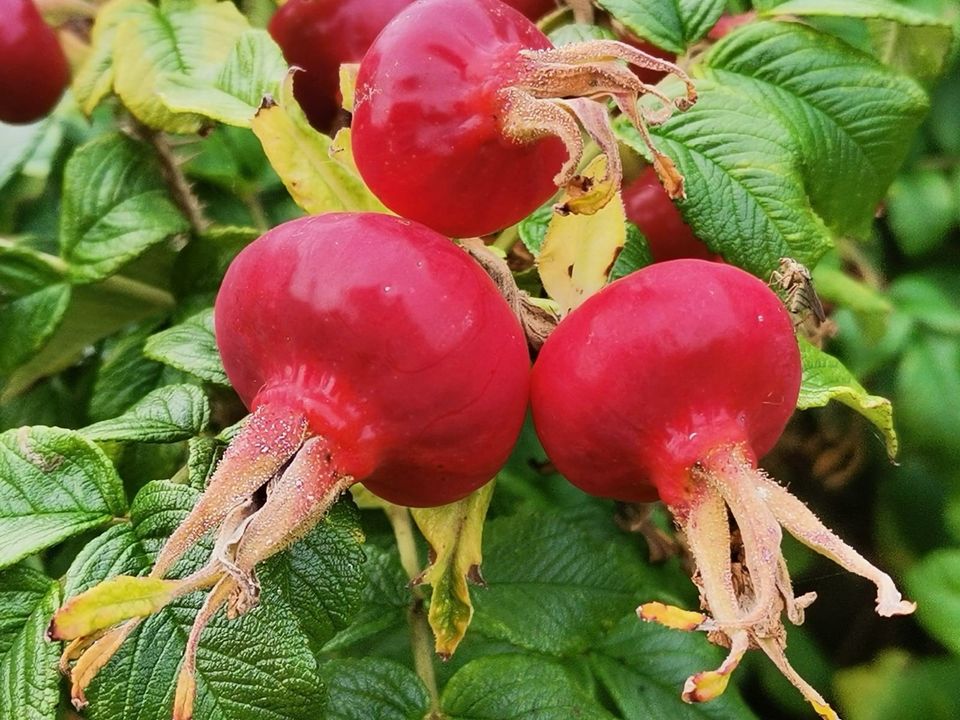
[410,483,494,657]
[907,550,960,655]
[517,203,554,257]
[609,223,654,281]
[616,81,832,275]
[811,263,892,315]
[796,339,898,458]
[704,20,929,239]
[89,321,168,422]
[320,658,430,720]
[890,272,960,334]
[60,133,189,283]
[0,427,126,569]
[0,120,51,188]
[442,654,615,720]
[66,478,364,720]
[596,0,726,52]
[470,512,656,655]
[835,650,960,720]
[252,72,387,214]
[0,564,61,720]
[0,284,71,375]
[81,384,210,443]
[322,544,410,653]
[157,29,289,128]
[144,308,229,386]
[259,499,366,655]
[590,615,758,720]
[764,0,955,83]
[886,169,956,256]
[895,335,960,458]
[111,0,250,133]
[0,244,63,300]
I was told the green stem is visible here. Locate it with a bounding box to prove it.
[492,224,520,253]
[0,238,175,309]
[241,192,270,233]
[385,504,443,715]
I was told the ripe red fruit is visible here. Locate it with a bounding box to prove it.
[0,0,69,124]
[52,212,531,718]
[352,0,696,238]
[531,260,914,717]
[268,0,413,132]
[622,166,718,262]
[506,0,557,19]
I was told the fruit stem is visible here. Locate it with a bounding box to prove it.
[385,505,443,715]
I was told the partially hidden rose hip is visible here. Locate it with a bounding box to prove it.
[50,213,531,719]
[351,0,697,238]
[0,0,69,124]
[530,259,914,719]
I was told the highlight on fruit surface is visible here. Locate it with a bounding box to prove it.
[351,0,696,238]
[49,212,531,719]
[0,0,70,124]
[530,259,915,719]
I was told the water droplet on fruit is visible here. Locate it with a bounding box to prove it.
[757,314,765,322]
[384,285,392,293]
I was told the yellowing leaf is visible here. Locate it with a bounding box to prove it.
[538,155,627,314]
[338,63,359,113]
[71,0,144,116]
[49,575,181,640]
[252,72,387,214]
[410,482,495,658]
[112,1,249,133]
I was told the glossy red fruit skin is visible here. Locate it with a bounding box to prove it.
[623,166,718,262]
[530,259,800,506]
[352,0,568,238]
[215,213,530,507]
[268,0,413,131]
[0,0,69,124]
[504,0,556,19]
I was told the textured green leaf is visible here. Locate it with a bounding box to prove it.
[0,427,126,569]
[0,564,61,720]
[144,309,229,386]
[616,81,832,275]
[609,223,654,281]
[0,120,50,188]
[158,29,288,128]
[0,244,63,300]
[89,321,168,422]
[518,204,554,257]
[322,544,409,653]
[765,0,955,83]
[259,499,366,655]
[597,0,726,52]
[81,384,210,443]
[320,658,430,720]
[590,615,758,720]
[907,550,960,655]
[470,513,656,655]
[442,654,615,720]
[60,133,189,283]
[66,477,365,720]
[797,339,898,458]
[0,284,71,375]
[111,0,249,133]
[704,21,929,238]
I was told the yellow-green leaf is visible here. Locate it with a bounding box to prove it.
[49,575,181,640]
[112,0,249,133]
[538,155,627,314]
[797,338,898,458]
[410,482,495,658]
[252,72,387,213]
[71,0,144,115]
